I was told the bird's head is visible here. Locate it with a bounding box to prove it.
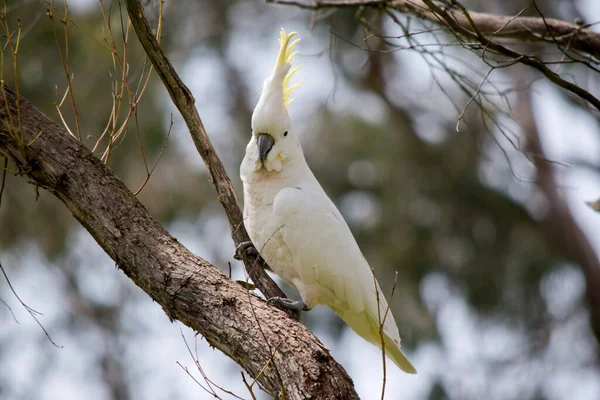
[250,28,303,172]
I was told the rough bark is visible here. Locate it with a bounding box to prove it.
[123,0,287,304]
[0,87,358,399]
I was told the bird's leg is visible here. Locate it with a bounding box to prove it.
[267,297,311,312]
[234,241,258,260]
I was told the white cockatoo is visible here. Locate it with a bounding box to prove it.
[239,28,416,374]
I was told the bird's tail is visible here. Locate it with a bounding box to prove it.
[337,307,417,374]
[382,331,417,374]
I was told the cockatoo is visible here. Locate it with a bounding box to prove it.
[239,28,416,374]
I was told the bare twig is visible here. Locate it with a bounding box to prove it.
[0,262,62,347]
[0,295,18,323]
[48,1,82,140]
[0,8,23,144]
[251,342,283,390]
[133,112,172,196]
[48,0,160,164]
[241,372,258,400]
[371,267,397,400]
[178,331,245,400]
[44,2,114,52]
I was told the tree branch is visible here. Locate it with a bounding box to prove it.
[271,0,600,111]
[271,0,600,59]
[0,87,358,399]
[420,0,600,112]
[123,0,287,303]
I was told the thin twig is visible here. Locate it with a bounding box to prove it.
[177,362,221,399]
[133,112,172,196]
[47,1,82,140]
[371,267,387,400]
[241,372,258,400]
[0,262,62,348]
[0,296,18,323]
[178,330,245,399]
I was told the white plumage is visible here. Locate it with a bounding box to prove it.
[240,29,416,374]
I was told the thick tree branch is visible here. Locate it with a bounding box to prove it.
[123,0,287,303]
[0,87,358,399]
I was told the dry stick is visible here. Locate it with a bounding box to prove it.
[0,295,17,323]
[241,372,259,400]
[177,362,220,399]
[381,273,400,400]
[44,2,113,52]
[123,0,286,301]
[99,0,135,163]
[132,111,173,196]
[0,262,61,348]
[49,0,153,162]
[251,342,284,390]
[178,331,245,400]
[371,268,387,400]
[176,361,220,399]
[0,12,22,144]
[47,2,81,141]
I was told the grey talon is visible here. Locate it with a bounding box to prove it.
[266,296,310,312]
[234,241,256,260]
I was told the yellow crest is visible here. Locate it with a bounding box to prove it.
[274,28,303,106]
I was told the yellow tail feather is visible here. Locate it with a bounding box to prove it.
[382,332,417,374]
[336,307,417,374]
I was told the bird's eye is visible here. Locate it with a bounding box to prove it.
[284,131,288,137]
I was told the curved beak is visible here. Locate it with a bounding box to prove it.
[257,133,275,165]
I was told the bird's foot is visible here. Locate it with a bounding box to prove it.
[234,241,258,260]
[266,297,310,312]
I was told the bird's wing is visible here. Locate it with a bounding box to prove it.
[272,186,415,373]
[272,187,381,314]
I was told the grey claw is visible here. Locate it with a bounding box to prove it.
[266,297,310,312]
[234,241,258,260]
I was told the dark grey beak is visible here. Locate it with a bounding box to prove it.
[257,133,275,165]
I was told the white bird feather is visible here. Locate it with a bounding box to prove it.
[240,28,416,374]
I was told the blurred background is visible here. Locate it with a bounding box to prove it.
[1,0,600,399]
